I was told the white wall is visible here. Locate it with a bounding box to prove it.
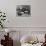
[0,0,46,27]
[32,0,46,27]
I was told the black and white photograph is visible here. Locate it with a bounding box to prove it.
[16,5,31,17]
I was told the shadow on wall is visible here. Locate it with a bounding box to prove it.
[13,40,21,46]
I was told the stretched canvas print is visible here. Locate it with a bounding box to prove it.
[16,5,31,17]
